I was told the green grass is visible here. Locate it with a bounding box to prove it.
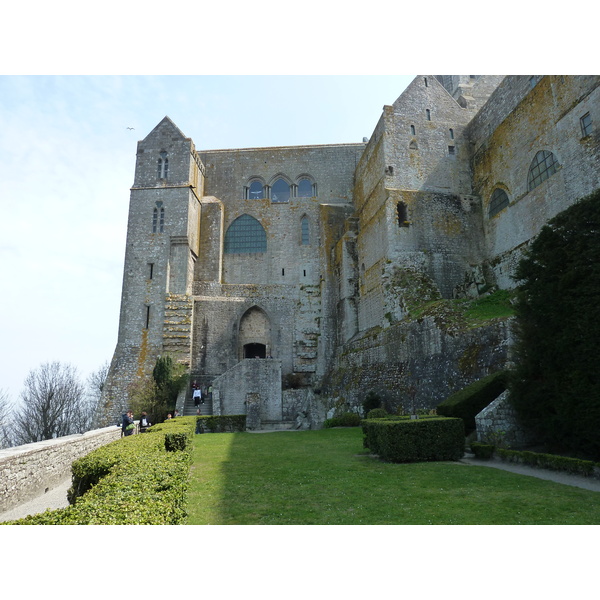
[186,428,600,525]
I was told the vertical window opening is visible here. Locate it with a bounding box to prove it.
[580,112,592,137]
[410,125,416,135]
[149,263,154,279]
[301,216,310,245]
[157,151,168,179]
[152,208,158,233]
[449,128,454,139]
[424,77,428,87]
[303,269,307,277]
[448,145,456,155]
[282,268,285,276]
[159,207,165,233]
[397,202,409,227]
[426,109,431,121]
[145,305,150,329]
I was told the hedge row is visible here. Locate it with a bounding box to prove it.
[436,370,509,434]
[496,448,600,478]
[3,416,197,525]
[470,443,600,478]
[196,414,246,433]
[362,417,465,463]
[323,412,362,428]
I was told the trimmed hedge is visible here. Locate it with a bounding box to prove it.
[470,442,495,459]
[362,417,465,463]
[436,370,509,434]
[2,416,197,525]
[323,412,362,428]
[196,415,246,433]
[496,448,599,477]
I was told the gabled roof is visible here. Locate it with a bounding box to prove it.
[141,116,189,143]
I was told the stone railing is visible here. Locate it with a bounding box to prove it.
[0,426,122,513]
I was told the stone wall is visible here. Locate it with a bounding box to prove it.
[475,390,537,448]
[0,426,122,513]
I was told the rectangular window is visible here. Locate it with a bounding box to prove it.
[448,145,456,155]
[145,305,150,329]
[426,109,431,121]
[581,112,592,137]
[449,128,454,139]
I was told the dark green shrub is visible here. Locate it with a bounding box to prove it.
[362,417,465,462]
[437,370,509,434]
[470,442,495,459]
[511,189,600,460]
[362,391,381,414]
[367,408,388,419]
[196,415,246,433]
[323,412,362,428]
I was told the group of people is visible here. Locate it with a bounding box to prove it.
[121,381,211,435]
[121,410,152,436]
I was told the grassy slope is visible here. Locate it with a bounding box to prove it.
[186,428,600,525]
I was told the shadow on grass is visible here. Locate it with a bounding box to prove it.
[186,428,600,525]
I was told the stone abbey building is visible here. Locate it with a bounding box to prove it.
[100,75,600,428]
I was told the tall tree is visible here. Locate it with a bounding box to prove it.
[510,189,600,459]
[12,362,88,445]
[0,388,13,448]
[86,360,110,429]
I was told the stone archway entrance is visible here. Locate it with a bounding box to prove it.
[244,343,266,359]
[238,307,271,360]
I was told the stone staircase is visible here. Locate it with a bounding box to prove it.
[183,393,212,416]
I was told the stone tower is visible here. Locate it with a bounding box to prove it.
[100,117,204,420]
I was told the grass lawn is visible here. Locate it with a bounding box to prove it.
[185,427,600,525]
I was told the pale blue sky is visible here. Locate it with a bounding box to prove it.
[0,75,416,401]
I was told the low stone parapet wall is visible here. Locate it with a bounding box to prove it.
[0,426,122,513]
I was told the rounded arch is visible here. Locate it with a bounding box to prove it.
[296,174,317,197]
[224,214,267,254]
[238,305,272,359]
[245,176,266,199]
[528,150,560,191]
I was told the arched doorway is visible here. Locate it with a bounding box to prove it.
[238,306,271,360]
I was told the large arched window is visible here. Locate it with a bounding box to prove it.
[528,150,559,191]
[489,188,510,217]
[224,214,267,254]
[271,178,290,203]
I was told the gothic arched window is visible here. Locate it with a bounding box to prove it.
[224,214,267,254]
[152,203,165,233]
[271,178,290,203]
[528,150,559,191]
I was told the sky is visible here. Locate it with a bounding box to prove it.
[0,74,418,402]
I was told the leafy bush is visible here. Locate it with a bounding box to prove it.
[470,442,495,459]
[511,189,600,460]
[367,408,388,419]
[362,417,465,462]
[3,417,196,525]
[436,370,509,434]
[196,415,246,433]
[323,412,362,428]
